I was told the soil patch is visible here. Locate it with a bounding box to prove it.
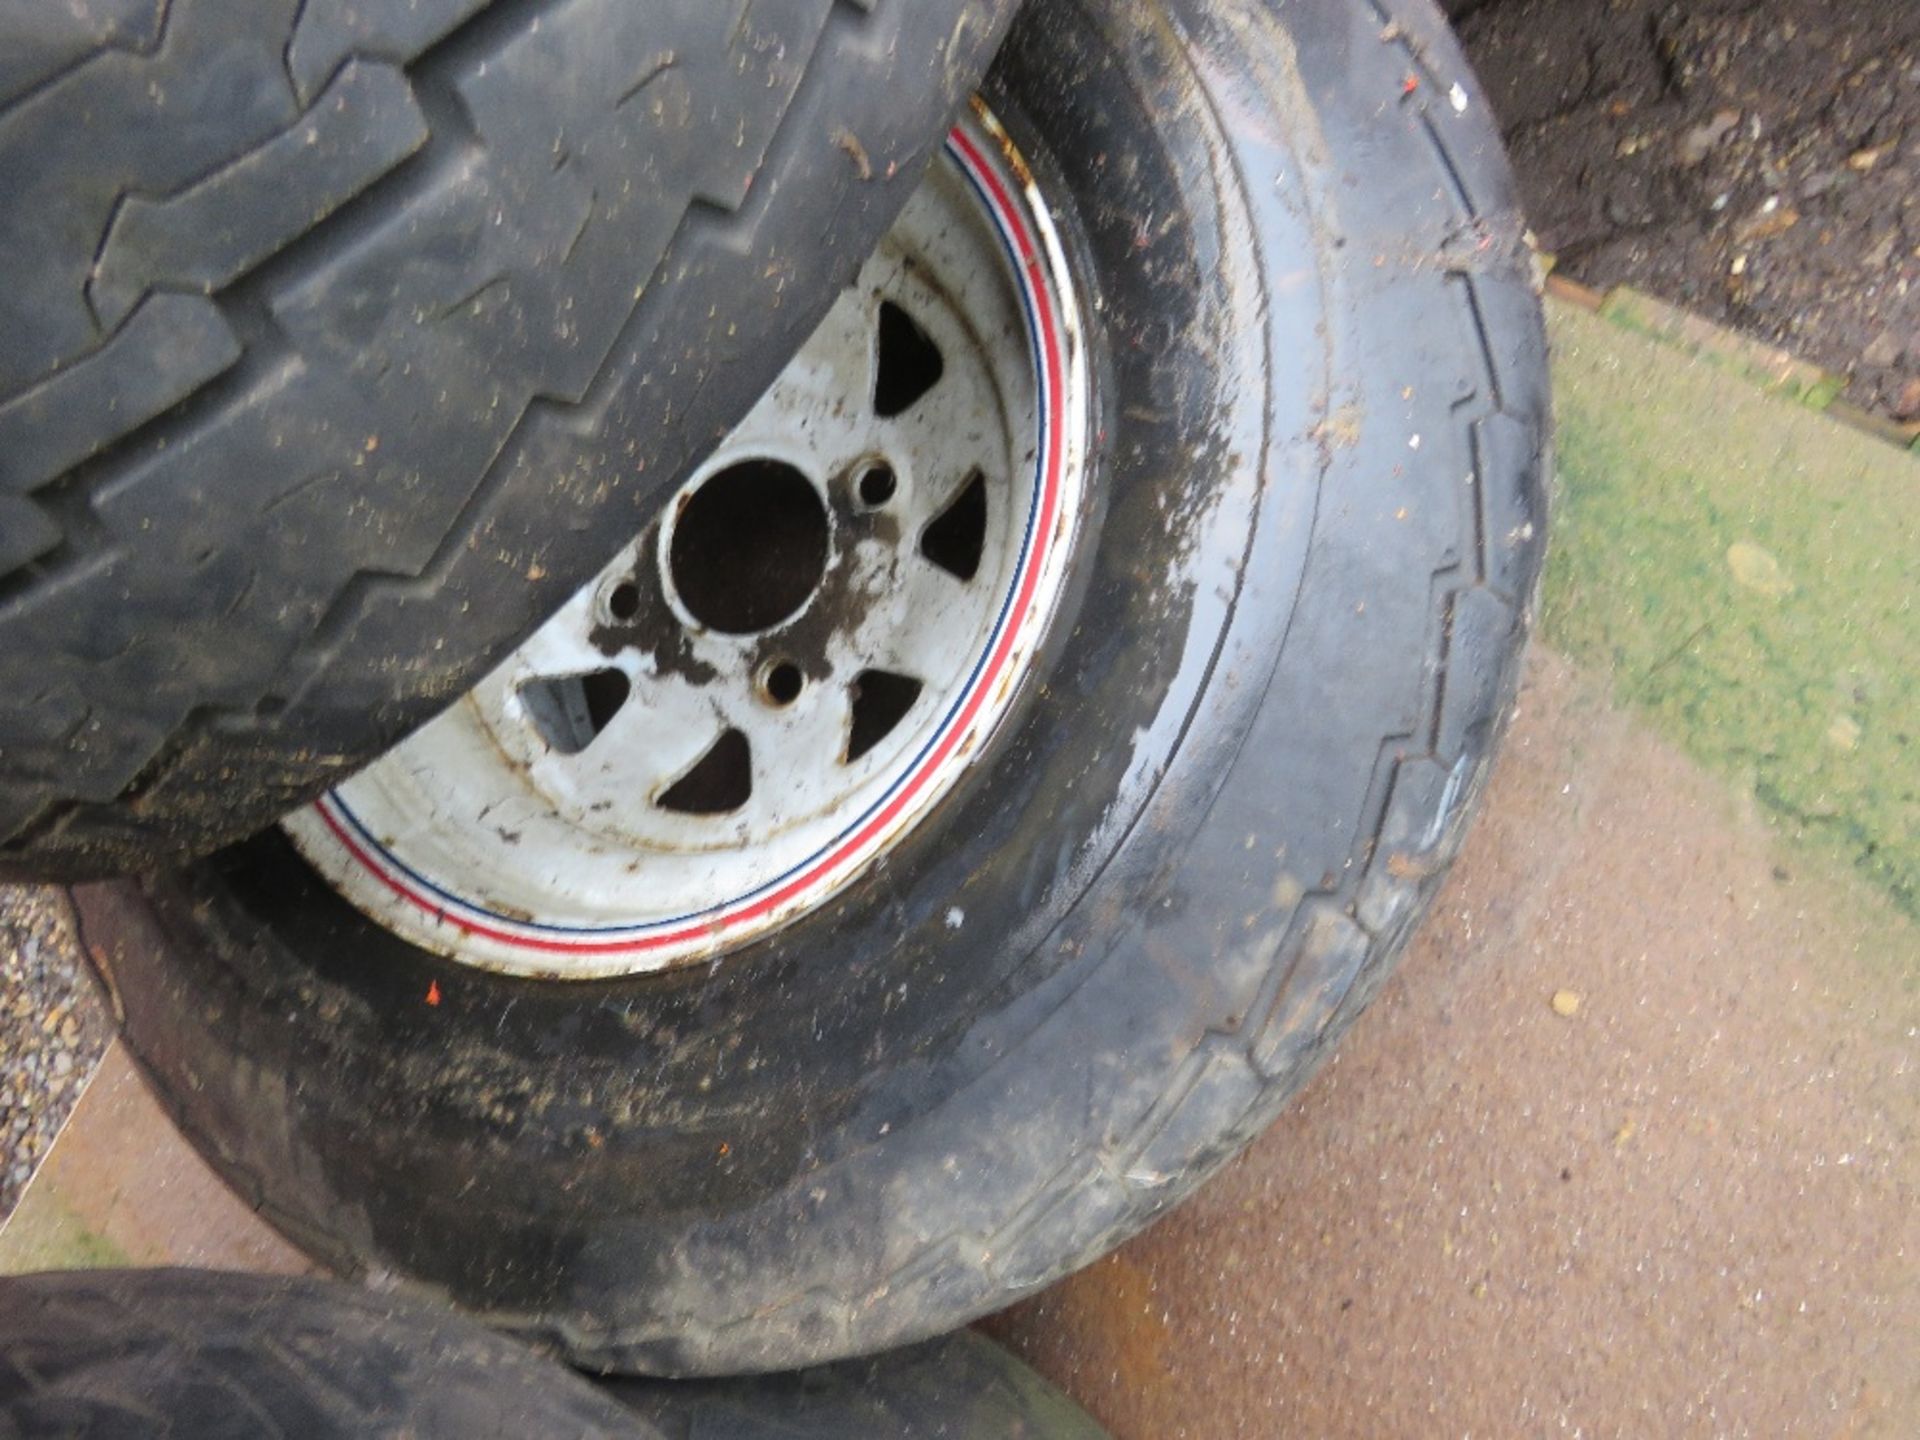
[1457,0,1920,422]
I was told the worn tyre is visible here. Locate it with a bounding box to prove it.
[608,1331,1109,1439]
[76,0,1549,1376]
[0,1270,1103,1438]
[0,1268,651,1438]
[0,0,1017,882]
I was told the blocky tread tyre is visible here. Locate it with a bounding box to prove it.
[76,0,1550,1377]
[0,0,1017,881]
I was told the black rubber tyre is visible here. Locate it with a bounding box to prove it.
[608,1332,1109,1439]
[0,0,1017,883]
[0,1268,651,1437]
[75,0,1550,1376]
[0,1270,1103,1438]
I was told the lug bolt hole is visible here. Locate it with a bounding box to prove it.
[760,659,805,707]
[856,462,898,509]
[606,581,642,621]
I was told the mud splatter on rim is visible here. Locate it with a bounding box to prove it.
[281,105,1090,980]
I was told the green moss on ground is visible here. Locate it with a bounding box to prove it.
[1541,301,1918,919]
[0,1191,130,1275]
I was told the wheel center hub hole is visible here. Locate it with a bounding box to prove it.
[668,460,829,634]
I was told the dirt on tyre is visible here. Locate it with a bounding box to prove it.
[0,0,1018,882]
[75,0,1550,1376]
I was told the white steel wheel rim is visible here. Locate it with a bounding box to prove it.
[282,108,1089,980]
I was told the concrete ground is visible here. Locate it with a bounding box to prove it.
[3,297,1914,1435]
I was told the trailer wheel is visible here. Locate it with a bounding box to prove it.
[79,0,1550,1376]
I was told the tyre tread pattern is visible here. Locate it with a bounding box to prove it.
[0,0,1009,878]
[0,0,836,828]
[917,0,1549,1334]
